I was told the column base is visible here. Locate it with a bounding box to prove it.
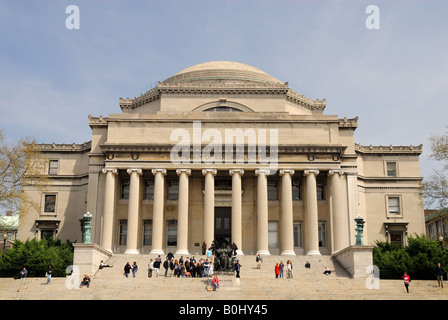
[257,250,270,255]
[175,249,189,255]
[306,250,321,256]
[281,250,296,256]
[236,250,244,256]
[124,249,140,254]
[150,249,164,255]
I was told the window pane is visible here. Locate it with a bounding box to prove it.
[387,162,397,177]
[293,222,302,247]
[167,220,177,246]
[48,160,58,175]
[267,180,278,200]
[318,222,326,247]
[388,197,400,214]
[121,180,130,199]
[44,195,56,213]
[119,220,127,246]
[143,220,152,246]
[145,179,154,200]
[168,180,178,200]
[268,221,278,248]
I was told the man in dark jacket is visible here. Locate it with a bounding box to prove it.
[436,262,444,288]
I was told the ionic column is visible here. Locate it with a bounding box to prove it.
[255,169,270,255]
[125,168,143,254]
[304,169,320,255]
[202,169,217,249]
[176,169,191,255]
[101,168,118,253]
[280,169,296,255]
[329,170,348,252]
[151,169,167,255]
[230,169,244,255]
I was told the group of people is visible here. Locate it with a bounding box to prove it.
[273,260,295,279]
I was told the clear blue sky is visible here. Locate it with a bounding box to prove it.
[0,0,447,181]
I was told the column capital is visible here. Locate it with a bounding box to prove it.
[255,168,271,176]
[328,170,344,176]
[176,168,192,176]
[202,168,217,176]
[151,168,167,175]
[229,169,244,176]
[127,168,143,175]
[304,169,319,176]
[101,168,118,175]
[279,169,295,176]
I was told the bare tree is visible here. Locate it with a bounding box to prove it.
[0,129,48,217]
[423,129,448,208]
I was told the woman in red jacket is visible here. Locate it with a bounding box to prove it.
[275,263,280,279]
[402,272,410,293]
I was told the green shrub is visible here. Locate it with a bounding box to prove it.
[373,234,448,280]
[0,238,73,278]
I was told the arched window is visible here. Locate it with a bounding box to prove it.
[203,106,243,112]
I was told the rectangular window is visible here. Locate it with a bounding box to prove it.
[121,179,130,199]
[119,220,127,246]
[44,195,56,213]
[167,180,178,200]
[267,180,278,200]
[318,222,326,247]
[293,222,302,247]
[143,220,152,246]
[317,180,325,200]
[144,179,154,200]
[292,179,301,200]
[268,221,279,248]
[387,162,397,177]
[48,160,59,175]
[167,220,177,246]
[388,197,400,215]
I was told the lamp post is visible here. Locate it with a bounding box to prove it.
[439,236,444,250]
[3,233,7,251]
[354,215,365,245]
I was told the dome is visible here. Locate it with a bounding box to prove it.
[162,61,283,85]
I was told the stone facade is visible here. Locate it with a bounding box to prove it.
[19,61,425,256]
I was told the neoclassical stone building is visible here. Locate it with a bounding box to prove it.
[19,61,425,257]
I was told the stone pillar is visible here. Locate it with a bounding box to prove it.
[280,169,295,255]
[202,169,217,250]
[101,168,118,253]
[304,169,320,255]
[151,169,167,255]
[329,170,349,252]
[255,169,270,255]
[125,168,142,254]
[176,169,191,255]
[230,169,244,255]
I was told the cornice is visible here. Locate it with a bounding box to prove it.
[355,143,423,155]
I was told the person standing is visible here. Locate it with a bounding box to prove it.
[20,267,28,279]
[279,261,284,278]
[275,263,280,279]
[132,261,138,277]
[46,265,53,284]
[256,254,263,269]
[286,260,293,279]
[148,259,154,278]
[234,260,241,278]
[436,263,444,288]
[153,258,161,277]
[402,272,411,293]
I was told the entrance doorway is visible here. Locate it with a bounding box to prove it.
[214,207,232,248]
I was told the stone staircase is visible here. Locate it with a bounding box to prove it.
[0,254,447,300]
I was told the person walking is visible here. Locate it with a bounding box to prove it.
[402,272,411,293]
[124,262,132,278]
[46,265,53,284]
[436,263,444,288]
